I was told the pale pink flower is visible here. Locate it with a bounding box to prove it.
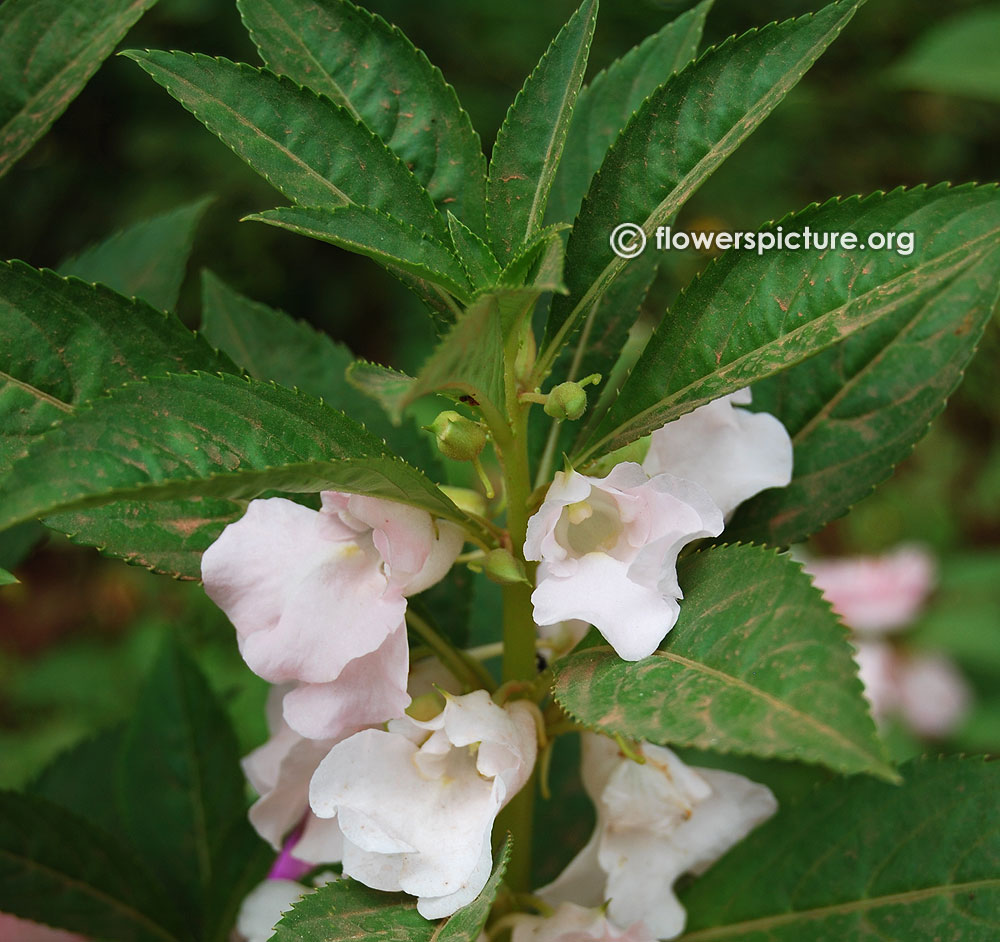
[540,734,777,939]
[0,914,86,942]
[510,902,655,942]
[642,389,793,518]
[524,465,723,661]
[235,879,316,942]
[202,492,464,739]
[804,546,935,635]
[309,690,538,919]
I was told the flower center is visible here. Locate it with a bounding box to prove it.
[556,490,624,555]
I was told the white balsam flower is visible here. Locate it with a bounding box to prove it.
[509,902,655,942]
[236,879,315,942]
[309,690,537,919]
[201,492,463,740]
[642,389,793,518]
[524,464,723,661]
[540,734,777,939]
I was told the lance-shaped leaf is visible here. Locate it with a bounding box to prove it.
[486,0,598,264]
[0,260,232,474]
[449,211,503,291]
[59,197,212,312]
[0,791,187,942]
[553,544,895,780]
[346,360,417,424]
[540,0,863,376]
[678,757,1000,941]
[0,566,17,585]
[0,372,480,539]
[123,51,449,241]
[0,0,158,178]
[435,834,512,942]
[578,183,1000,464]
[200,270,440,473]
[546,0,713,226]
[247,204,472,301]
[118,638,268,941]
[726,244,1000,546]
[238,0,487,234]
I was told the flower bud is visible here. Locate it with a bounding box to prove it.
[439,485,488,518]
[543,382,589,421]
[482,548,530,585]
[426,410,487,462]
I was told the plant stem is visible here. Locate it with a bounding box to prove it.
[405,610,497,693]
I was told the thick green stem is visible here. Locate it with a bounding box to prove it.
[405,610,497,693]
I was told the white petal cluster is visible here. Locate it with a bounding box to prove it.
[510,902,656,942]
[540,734,777,939]
[309,690,538,918]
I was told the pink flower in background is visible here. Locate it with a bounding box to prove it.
[540,734,777,939]
[202,492,464,739]
[309,690,537,919]
[642,389,793,518]
[510,902,656,942]
[804,545,935,634]
[525,465,723,661]
[0,914,86,942]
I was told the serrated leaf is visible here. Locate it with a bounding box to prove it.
[238,0,487,233]
[448,212,502,291]
[346,361,418,422]
[247,205,471,301]
[725,243,1000,546]
[0,372,478,539]
[540,0,863,377]
[0,565,17,585]
[0,260,232,474]
[486,0,598,264]
[117,637,263,939]
[678,757,1000,941]
[271,879,432,942]
[579,184,1000,464]
[201,270,439,473]
[0,790,186,942]
[58,197,212,312]
[501,224,570,291]
[0,0,158,178]
[546,0,713,226]
[124,51,448,240]
[553,544,894,780]
[433,834,511,942]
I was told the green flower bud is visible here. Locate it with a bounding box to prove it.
[482,548,530,585]
[544,382,589,421]
[426,410,487,462]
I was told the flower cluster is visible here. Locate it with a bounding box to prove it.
[200,389,793,941]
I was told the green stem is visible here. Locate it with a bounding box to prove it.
[405,611,497,693]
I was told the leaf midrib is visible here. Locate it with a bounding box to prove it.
[0,369,73,412]
[679,877,1000,940]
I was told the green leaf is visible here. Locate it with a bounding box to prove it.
[0,260,231,474]
[434,834,511,942]
[346,360,418,422]
[725,242,1000,546]
[0,0,158,178]
[117,637,262,938]
[271,879,432,942]
[200,270,439,473]
[546,0,713,226]
[448,212,503,291]
[579,184,1000,465]
[0,566,16,586]
[890,5,1000,104]
[0,372,477,538]
[247,205,471,301]
[58,197,212,312]
[553,544,895,780]
[486,0,598,264]
[0,790,186,942]
[678,757,1000,941]
[123,52,448,239]
[540,0,863,377]
[238,0,487,234]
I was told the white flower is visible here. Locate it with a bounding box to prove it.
[642,389,793,518]
[236,879,315,942]
[540,734,777,939]
[509,902,655,942]
[804,546,935,634]
[309,690,538,919]
[524,464,723,661]
[201,492,464,739]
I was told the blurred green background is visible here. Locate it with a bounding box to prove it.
[2,0,999,787]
